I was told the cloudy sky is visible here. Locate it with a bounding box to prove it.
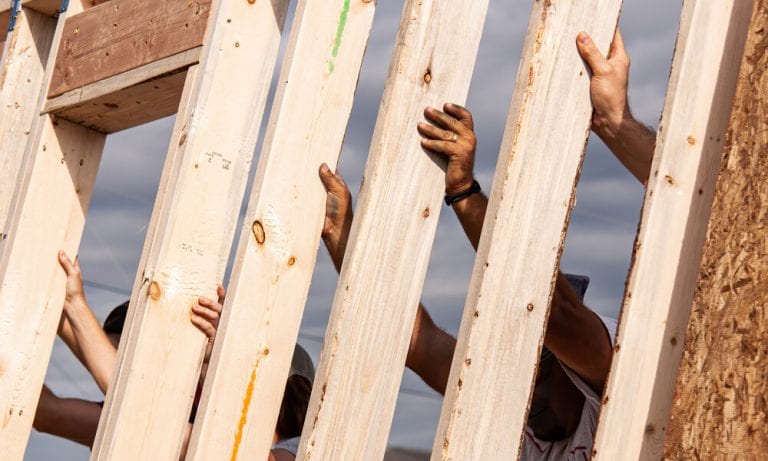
[25,0,682,458]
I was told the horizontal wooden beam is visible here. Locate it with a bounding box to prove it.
[51,68,188,133]
[0,1,56,17]
[48,0,210,98]
[46,47,200,133]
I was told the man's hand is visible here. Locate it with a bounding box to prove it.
[58,251,87,312]
[418,103,477,195]
[576,29,631,138]
[319,163,353,273]
[191,284,225,364]
[577,29,655,184]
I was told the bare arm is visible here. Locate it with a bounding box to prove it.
[34,385,102,447]
[58,252,117,394]
[577,29,655,184]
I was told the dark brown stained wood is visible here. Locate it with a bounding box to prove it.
[663,1,768,459]
[53,68,187,133]
[0,10,9,53]
[48,0,211,98]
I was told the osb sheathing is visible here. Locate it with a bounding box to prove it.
[664,2,768,459]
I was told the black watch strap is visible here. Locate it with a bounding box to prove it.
[444,180,481,206]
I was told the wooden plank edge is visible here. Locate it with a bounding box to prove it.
[43,47,200,113]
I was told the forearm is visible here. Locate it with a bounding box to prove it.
[58,314,85,363]
[450,192,488,251]
[594,114,656,185]
[406,304,455,395]
[322,233,347,274]
[65,302,117,394]
[34,386,101,447]
[544,272,612,393]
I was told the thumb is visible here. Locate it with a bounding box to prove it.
[58,251,77,275]
[217,284,226,304]
[576,32,611,75]
[319,163,347,195]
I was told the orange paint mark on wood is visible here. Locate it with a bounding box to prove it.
[231,366,257,461]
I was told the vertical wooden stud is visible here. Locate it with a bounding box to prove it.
[431,1,622,459]
[186,0,375,459]
[592,1,754,459]
[0,6,56,245]
[296,0,489,459]
[0,2,106,458]
[90,1,289,459]
[663,3,768,458]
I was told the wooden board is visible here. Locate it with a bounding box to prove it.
[431,1,622,459]
[0,116,105,460]
[0,7,56,242]
[45,47,199,114]
[0,10,9,54]
[592,1,755,459]
[663,1,768,458]
[295,1,489,459]
[52,67,189,133]
[185,1,376,459]
[89,1,289,459]
[48,0,210,98]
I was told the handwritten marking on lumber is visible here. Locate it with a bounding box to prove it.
[328,0,350,74]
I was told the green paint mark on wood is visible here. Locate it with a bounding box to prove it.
[328,0,351,74]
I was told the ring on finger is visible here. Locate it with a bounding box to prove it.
[450,133,458,142]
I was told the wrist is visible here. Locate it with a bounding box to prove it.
[445,175,475,196]
[594,106,634,141]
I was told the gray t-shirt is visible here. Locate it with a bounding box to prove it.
[272,436,300,456]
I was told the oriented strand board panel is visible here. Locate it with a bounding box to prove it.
[90,1,289,459]
[0,117,105,460]
[52,67,189,133]
[592,1,755,459]
[431,1,622,459]
[296,1,489,459]
[663,2,768,458]
[48,0,210,98]
[185,1,376,459]
[0,7,56,240]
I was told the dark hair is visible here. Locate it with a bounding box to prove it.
[102,301,129,335]
[275,375,312,439]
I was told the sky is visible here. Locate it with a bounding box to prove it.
[25,0,682,458]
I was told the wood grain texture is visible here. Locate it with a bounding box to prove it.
[431,2,621,459]
[592,1,755,459]
[0,7,56,242]
[0,116,105,460]
[185,1,375,459]
[0,2,105,457]
[90,1,289,459]
[52,67,189,133]
[296,1,489,459]
[44,47,199,114]
[0,10,9,53]
[663,2,768,459]
[48,0,210,98]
